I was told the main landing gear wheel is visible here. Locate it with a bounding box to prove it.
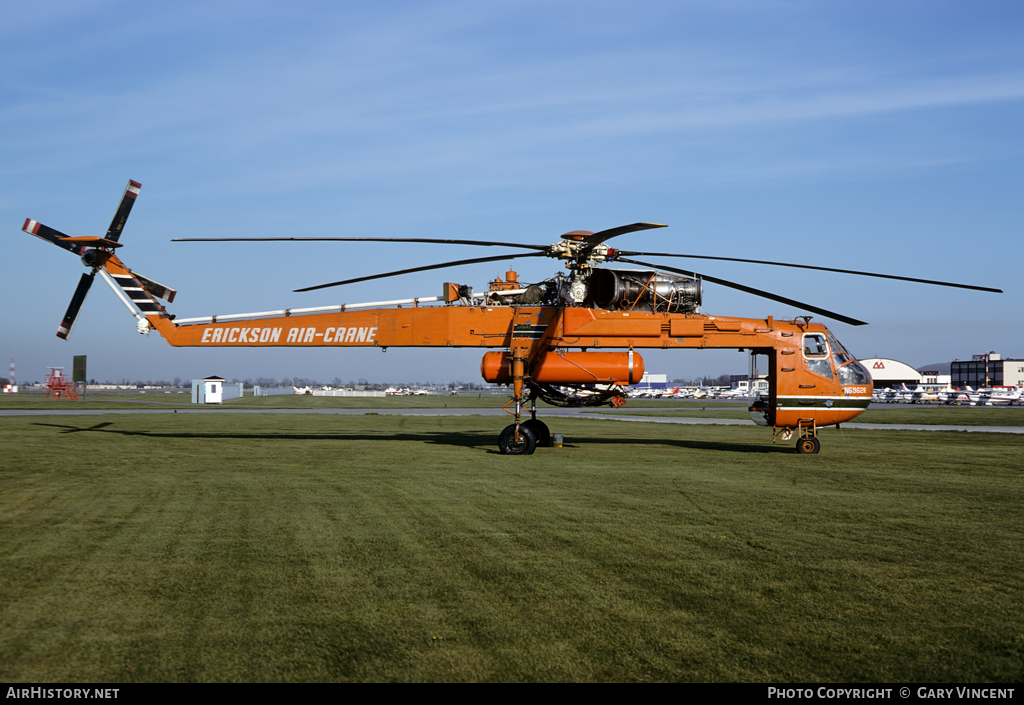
[499,424,537,455]
[522,419,551,447]
[796,436,820,454]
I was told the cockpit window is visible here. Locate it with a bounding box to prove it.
[825,331,853,368]
[804,334,828,357]
[826,332,869,384]
[838,360,872,386]
[803,333,833,379]
[827,332,846,355]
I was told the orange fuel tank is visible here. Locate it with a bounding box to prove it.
[481,350,644,385]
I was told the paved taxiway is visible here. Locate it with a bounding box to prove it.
[2,405,1022,434]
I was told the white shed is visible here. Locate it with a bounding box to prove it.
[191,375,226,404]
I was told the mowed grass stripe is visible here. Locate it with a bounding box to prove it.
[1,413,1021,682]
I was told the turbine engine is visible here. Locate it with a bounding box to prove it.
[589,268,701,313]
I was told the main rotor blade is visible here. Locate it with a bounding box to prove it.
[617,257,868,326]
[174,236,547,251]
[22,219,87,255]
[557,225,667,247]
[105,180,141,243]
[589,223,667,244]
[295,251,548,292]
[615,250,1002,293]
[57,271,95,340]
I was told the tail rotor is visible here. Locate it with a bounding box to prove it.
[21,179,176,339]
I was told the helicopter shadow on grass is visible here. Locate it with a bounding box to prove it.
[31,421,491,449]
[31,421,793,454]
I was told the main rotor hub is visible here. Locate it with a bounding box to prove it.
[547,240,614,268]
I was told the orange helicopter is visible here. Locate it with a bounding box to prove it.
[22,180,1002,454]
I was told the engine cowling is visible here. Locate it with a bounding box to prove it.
[481,350,644,385]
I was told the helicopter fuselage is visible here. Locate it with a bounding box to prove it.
[144,285,873,433]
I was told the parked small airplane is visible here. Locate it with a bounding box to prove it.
[715,387,755,400]
[964,386,1023,406]
[896,383,939,404]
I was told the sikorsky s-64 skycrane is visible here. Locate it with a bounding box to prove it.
[22,180,1002,454]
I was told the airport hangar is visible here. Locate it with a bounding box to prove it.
[861,352,1024,390]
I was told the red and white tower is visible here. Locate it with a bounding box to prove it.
[45,367,78,400]
[3,359,15,393]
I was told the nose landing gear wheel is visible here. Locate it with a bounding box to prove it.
[499,424,537,455]
[796,436,820,454]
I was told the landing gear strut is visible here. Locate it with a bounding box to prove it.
[776,422,821,454]
[795,421,820,454]
[498,353,534,455]
[499,390,550,455]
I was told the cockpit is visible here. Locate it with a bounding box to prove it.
[802,331,873,385]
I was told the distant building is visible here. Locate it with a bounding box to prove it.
[729,374,769,395]
[192,376,230,404]
[859,358,920,389]
[952,353,1024,388]
[631,373,668,391]
[917,370,952,387]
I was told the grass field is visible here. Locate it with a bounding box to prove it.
[1,409,1021,682]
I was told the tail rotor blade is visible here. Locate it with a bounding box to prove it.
[22,219,87,255]
[105,180,141,243]
[130,270,177,303]
[57,272,95,340]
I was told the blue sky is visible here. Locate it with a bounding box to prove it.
[3,1,1021,384]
